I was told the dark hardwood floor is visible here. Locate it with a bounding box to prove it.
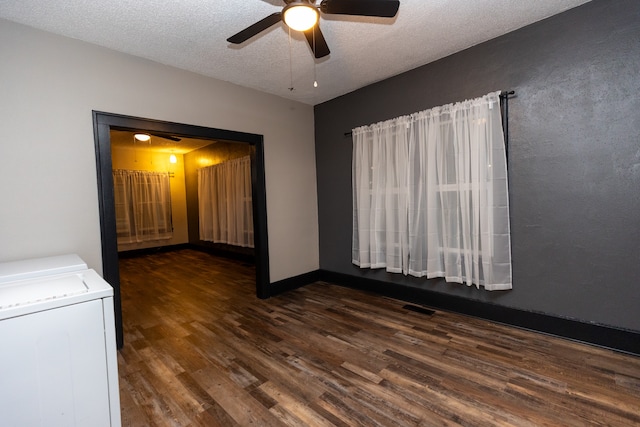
[117,249,640,426]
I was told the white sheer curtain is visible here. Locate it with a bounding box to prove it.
[112,170,173,244]
[352,91,512,290]
[198,155,254,248]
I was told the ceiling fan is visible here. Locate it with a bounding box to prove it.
[134,132,181,142]
[227,0,400,58]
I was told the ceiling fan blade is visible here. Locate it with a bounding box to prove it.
[150,133,181,142]
[303,25,330,58]
[227,12,282,44]
[320,0,399,17]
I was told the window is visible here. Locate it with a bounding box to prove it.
[352,91,512,290]
[112,170,173,244]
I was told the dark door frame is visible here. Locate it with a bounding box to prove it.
[93,111,270,348]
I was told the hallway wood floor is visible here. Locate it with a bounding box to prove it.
[117,249,640,426]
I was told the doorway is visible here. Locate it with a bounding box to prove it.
[93,112,270,348]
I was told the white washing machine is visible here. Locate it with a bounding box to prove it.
[0,254,121,427]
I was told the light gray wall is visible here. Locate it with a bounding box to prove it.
[314,0,640,331]
[0,19,319,282]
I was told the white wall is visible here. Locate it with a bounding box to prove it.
[0,19,319,283]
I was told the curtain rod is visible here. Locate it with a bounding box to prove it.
[500,90,515,160]
[343,90,516,137]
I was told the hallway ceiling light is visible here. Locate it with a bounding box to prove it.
[134,133,151,142]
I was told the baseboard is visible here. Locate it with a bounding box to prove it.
[188,243,255,264]
[269,270,322,296]
[118,243,256,265]
[285,269,640,357]
[117,243,191,258]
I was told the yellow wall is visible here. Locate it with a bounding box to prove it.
[111,145,189,251]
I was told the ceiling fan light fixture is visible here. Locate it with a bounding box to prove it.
[283,1,319,32]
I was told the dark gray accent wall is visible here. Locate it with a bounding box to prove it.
[314,0,640,332]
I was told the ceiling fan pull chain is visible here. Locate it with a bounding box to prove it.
[313,24,318,88]
[288,27,295,91]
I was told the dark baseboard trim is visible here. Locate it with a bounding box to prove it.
[270,270,322,297]
[117,243,191,258]
[314,270,640,357]
[118,243,256,265]
[188,243,255,264]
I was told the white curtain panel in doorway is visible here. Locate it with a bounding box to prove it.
[198,156,254,248]
[352,91,512,290]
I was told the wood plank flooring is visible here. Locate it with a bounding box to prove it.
[117,249,640,426]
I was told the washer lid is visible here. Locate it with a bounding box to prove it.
[0,273,88,311]
[0,254,87,284]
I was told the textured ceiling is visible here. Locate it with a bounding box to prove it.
[0,0,592,105]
